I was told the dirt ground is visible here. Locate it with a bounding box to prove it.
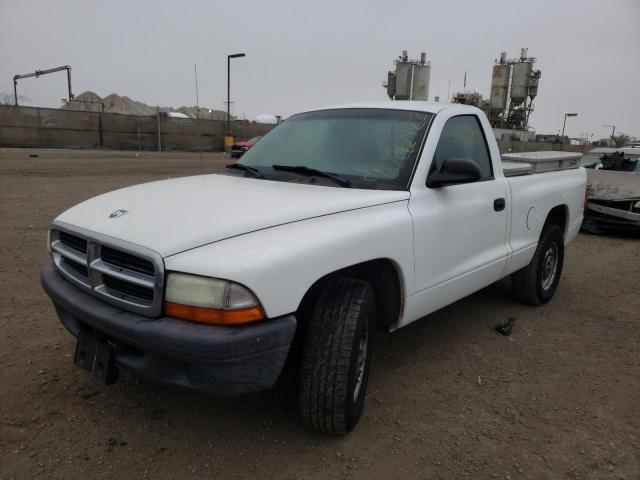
[1,148,638,480]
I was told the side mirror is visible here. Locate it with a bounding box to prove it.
[426,157,482,188]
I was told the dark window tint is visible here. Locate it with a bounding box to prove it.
[432,115,492,178]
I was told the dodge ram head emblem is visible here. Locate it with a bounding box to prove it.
[108,209,128,219]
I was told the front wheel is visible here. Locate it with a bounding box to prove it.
[512,225,565,306]
[298,277,375,434]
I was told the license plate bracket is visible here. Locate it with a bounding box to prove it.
[74,331,119,384]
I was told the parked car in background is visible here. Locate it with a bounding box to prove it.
[581,148,640,234]
[231,136,262,158]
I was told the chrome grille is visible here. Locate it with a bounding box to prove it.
[50,224,164,317]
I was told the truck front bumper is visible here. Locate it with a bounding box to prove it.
[41,262,297,396]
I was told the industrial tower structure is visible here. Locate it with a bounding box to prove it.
[488,48,541,130]
[383,50,431,101]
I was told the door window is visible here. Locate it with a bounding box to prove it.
[432,115,493,178]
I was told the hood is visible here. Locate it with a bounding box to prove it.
[233,141,253,147]
[54,174,409,257]
[587,169,640,201]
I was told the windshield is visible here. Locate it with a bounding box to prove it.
[236,108,433,190]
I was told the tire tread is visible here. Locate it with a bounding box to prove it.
[299,277,372,434]
[512,225,564,306]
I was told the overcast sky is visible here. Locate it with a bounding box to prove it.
[1,0,638,139]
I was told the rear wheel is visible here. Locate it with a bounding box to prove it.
[512,225,564,306]
[298,277,374,434]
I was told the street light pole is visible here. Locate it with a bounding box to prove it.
[227,56,230,135]
[226,53,245,152]
[561,113,578,144]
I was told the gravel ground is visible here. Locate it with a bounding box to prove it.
[1,148,639,480]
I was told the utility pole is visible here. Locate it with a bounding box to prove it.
[194,64,200,119]
[603,124,616,146]
[98,101,104,148]
[156,106,162,152]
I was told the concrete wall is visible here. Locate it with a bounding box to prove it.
[0,105,274,151]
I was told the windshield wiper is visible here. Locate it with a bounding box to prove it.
[224,163,264,178]
[271,165,351,187]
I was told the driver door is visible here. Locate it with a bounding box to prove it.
[407,114,509,321]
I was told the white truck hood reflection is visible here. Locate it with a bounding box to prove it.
[54,173,409,257]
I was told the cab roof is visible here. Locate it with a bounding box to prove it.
[305,101,475,115]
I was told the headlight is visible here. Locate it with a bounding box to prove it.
[164,273,265,325]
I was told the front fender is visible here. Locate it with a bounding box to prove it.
[164,201,414,319]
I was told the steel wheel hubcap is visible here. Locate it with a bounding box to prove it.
[353,320,368,402]
[541,243,558,290]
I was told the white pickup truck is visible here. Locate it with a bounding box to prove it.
[42,102,586,434]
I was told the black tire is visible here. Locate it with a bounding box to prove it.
[298,277,375,434]
[512,225,564,306]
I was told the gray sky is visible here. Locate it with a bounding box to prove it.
[1,0,638,139]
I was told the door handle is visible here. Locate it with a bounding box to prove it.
[493,198,506,212]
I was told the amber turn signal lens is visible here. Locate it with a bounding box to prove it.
[164,302,265,325]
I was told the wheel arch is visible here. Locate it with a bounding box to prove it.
[296,258,404,332]
[543,204,568,238]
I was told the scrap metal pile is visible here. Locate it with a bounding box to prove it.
[582,149,640,234]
